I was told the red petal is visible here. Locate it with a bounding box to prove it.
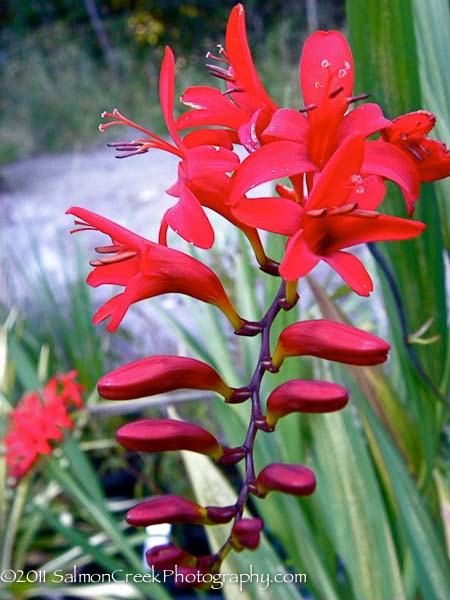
[160,47,184,149]
[182,128,235,150]
[127,495,207,526]
[414,138,450,182]
[229,141,314,205]
[324,251,373,296]
[348,175,386,210]
[300,30,354,109]
[177,86,244,130]
[279,229,319,281]
[363,140,420,215]
[383,110,436,143]
[185,146,239,179]
[306,135,365,210]
[232,196,302,235]
[164,186,215,249]
[86,256,140,287]
[225,5,276,111]
[261,108,310,143]
[337,103,392,142]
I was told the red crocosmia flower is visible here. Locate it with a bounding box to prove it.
[177,4,277,152]
[262,30,391,170]
[381,110,450,186]
[126,495,236,526]
[116,419,224,460]
[5,373,83,479]
[271,319,390,370]
[231,517,264,550]
[256,464,316,497]
[97,355,243,402]
[67,206,245,333]
[100,47,269,261]
[266,380,349,427]
[232,135,425,294]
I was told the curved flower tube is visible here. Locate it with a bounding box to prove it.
[67,207,246,332]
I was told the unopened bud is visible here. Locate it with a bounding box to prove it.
[256,463,316,497]
[231,518,264,550]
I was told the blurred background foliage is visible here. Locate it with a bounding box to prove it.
[1,1,450,599]
[0,0,344,164]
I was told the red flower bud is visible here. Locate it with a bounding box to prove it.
[98,355,234,400]
[272,320,389,369]
[231,517,264,550]
[126,495,208,526]
[116,418,224,460]
[145,544,194,570]
[256,463,316,497]
[205,505,237,524]
[266,379,349,426]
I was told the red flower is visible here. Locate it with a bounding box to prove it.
[381,110,450,185]
[271,319,390,370]
[5,373,83,479]
[232,135,425,294]
[177,4,277,152]
[263,30,391,170]
[100,47,270,268]
[67,207,245,332]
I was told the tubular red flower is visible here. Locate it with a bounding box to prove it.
[266,379,349,427]
[256,464,316,497]
[98,355,235,401]
[67,207,245,332]
[231,518,264,550]
[271,319,390,370]
[116,418,224,460]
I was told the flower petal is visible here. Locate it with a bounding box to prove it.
[337,103,392,142]
[323,251,373,296]
[279,229,320,281]
[164,185,215,249]
[160,46,184,149]
[229,141,314,205]
[363,139,421,215]
[261,108,310,143]
[232,196,303,235]
[177,86,245,130]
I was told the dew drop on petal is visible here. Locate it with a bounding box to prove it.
[321,59,331,68]
[355,186,365,194]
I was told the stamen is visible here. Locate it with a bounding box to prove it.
[95,245,123,254]
[348,93,370,104]
[351,209,379,218]
[90,250,138,267]
[222,87,244,96]
[328,202,357,215]
[206,64,235,82]
[404,144,423,161]
[306,208,328,217]
[299,103,317,113]
[329,86,344,99]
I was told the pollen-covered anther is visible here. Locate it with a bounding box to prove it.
[348,92,370,104]
[255,463,316,497]
[231,518,264,551]
[116,419,224,460]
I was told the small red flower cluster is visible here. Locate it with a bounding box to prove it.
[5,372,83,479]
[67,2,450,586]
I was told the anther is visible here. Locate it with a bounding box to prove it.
[299,103,317,113]
[348,93,370,104]
[306,208,327,217]
[329,86,344,99]
[328,202,357,216]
